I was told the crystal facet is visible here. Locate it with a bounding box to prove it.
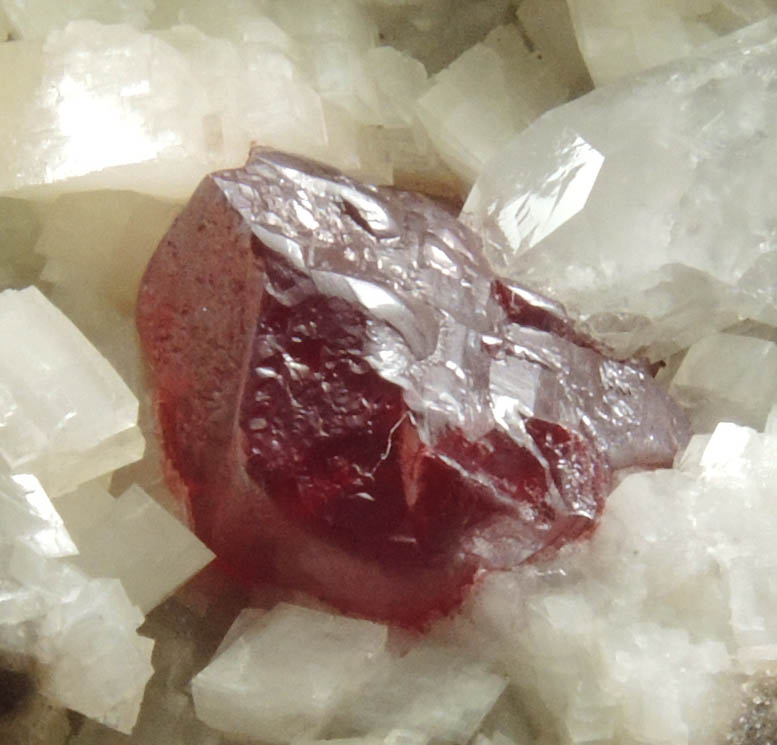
[137,149,688,625]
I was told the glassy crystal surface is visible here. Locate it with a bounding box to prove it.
[56,482,215,613]
[0,286,143,496]
[463,18,777,361]
[192,603,388,743]
[566,0,777,86]
[136,149,688,625]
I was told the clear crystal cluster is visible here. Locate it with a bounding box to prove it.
[2,2,777,745]
[0,286,213,732]
[463,18,777,361]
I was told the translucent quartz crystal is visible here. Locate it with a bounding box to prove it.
[0,286,143,496]
[670,332,777,432]
[461,418,777,745]
[193,602,504,744]
[137,149,688,625]
[463,18,777,361]
[55,482,214,613]
[192,604,388,743]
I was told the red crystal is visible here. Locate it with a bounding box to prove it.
[137,150,688,626]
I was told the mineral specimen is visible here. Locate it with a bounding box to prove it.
[137,148,688,626]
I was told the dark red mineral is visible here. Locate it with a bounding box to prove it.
[137,149,688,626]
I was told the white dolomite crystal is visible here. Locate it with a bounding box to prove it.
[55,482,214,613]
[0,489,153,734]
[192,604,389,743]
[463,18,777,360]
[332,645,507,744]
[0,286,143,496]
[454,418,777,745]
[0,13,440,201]
[417,24,569,184]
[0,470,77,559]
[566,0,777,86]
[0,1,579,205]
[35,570,154,734]
[194,601,505,745]
[669,332,777,432]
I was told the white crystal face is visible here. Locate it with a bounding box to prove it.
[56,483,214,613]
[670,332,777,431]
[194,603,505,745]
[0,286,142,495]
[192,604,389,743]
[466,127,604,257]
[566,0,777,86]
[463,18,777,360]
[0,470,77,558]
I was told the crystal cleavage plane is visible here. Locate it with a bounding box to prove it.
[136,149,688,626]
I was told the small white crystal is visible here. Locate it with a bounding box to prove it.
[333,645,507,744]
[670,332,777,431]
[36,572,154,733]
[417,24,568,184]
[0,469,77,558]
[365,46,429,129]
[56,482,214,613]
[0,541,154,733]
[0,286,143,496]
[192,603,388,743]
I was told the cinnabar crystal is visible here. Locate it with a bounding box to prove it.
[136,150,688,626]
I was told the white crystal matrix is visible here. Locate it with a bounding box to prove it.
[3,2,777,745]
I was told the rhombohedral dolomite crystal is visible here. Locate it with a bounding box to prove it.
[137,149,688,625]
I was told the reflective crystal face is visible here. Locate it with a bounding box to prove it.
[137,149,688,625]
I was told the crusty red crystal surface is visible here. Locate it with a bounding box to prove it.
[136,149,688,626]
